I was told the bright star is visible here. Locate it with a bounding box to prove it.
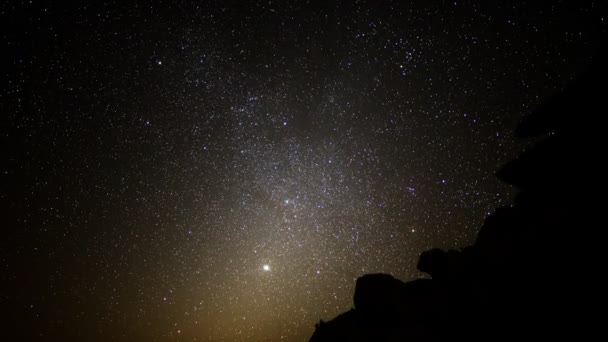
[262,264,270,271]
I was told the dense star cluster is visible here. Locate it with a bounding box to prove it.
[2,1,605,341]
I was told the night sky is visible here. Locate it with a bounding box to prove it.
[2,1,605,341]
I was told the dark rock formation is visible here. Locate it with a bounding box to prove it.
[310,42,606,342]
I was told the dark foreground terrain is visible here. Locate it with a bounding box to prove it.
[310,44,605,342]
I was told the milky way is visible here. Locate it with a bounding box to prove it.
[2,1,605,341]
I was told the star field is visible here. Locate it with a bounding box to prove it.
[2,1,605,341]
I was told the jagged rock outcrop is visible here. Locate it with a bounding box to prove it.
[310,42,606,342]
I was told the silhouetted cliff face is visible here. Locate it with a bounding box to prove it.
[310,44,606,342]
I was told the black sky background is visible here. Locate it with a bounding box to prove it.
[1,1,606,341]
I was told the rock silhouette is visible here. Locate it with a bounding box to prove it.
[310,43,606,342]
